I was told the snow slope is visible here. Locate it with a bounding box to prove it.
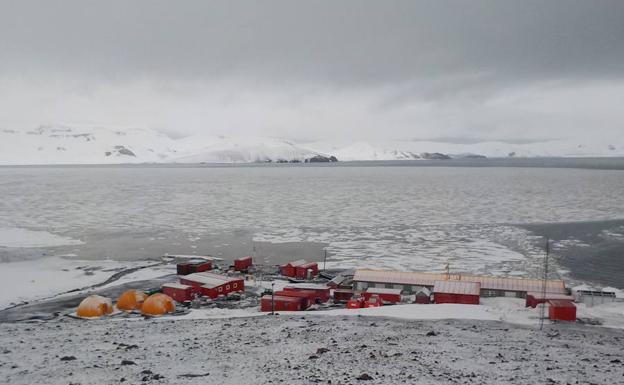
[1,124,623,164]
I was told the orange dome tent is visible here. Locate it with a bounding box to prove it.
[116,289,148,311]
[76,295,114,318]
[141,293,176,316]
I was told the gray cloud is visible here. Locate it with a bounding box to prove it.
[0,0,623,141]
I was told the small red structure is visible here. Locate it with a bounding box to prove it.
[414,288,431,304]
[327,275,347,289]
[295,262,319,280]
[333,289,355,303]
[347,296,365,309]
[433,280,480,305]
[177,260,212,275]
[364,294,382,308]
[234,256,253,272]
[284,285,330,303]
[180,272,244,299]
[548,300,576,322]
[363,288,402,304]
[260,295,305,312]
[273,290,312,309]
[161,283,194,303]
[280,260,307,277]
[525,292,574,308]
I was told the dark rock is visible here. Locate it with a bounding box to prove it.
[120,360,136,366]
[356,373,373,381]
[178,373,210,378]
[426,331,437,337]
[316,348,330,355]
[60,356,76,361]
[308,355,319,360]
[611,359,621,364]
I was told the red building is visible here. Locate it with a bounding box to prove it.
[234,256,253,272]
[177,260,212,275]
[260,295,305,312]
[295,262,319,280]
[433,280,480,305]
[273,290,312,309]
[363,288,402,304]
[161,283,194,303]
[347,296,365,309]
[284,285,330,303]
[333,289,355,303]
[548,300,576,321]
[414,288,431,304]
[280,260,307,277]
[525,292,574,308]
[180,272,244,299]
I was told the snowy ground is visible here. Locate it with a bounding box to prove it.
[1,315,623,385]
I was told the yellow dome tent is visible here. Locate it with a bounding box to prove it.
[116,289,148,311]
[76,295,113,318]
[141,293,176,316]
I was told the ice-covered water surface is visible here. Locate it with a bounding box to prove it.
[1,163,623,284]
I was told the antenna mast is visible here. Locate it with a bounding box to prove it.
[539,238,550,330]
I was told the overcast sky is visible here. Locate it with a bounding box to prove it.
[0,0,623,142]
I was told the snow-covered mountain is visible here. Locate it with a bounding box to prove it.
[0,124,622,165]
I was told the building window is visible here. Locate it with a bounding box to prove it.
[233,283,238,289]
[218,287,223,292]
[226,285,230,290]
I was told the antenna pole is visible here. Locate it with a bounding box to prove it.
[540,238,550,330]
[323,249,327,271]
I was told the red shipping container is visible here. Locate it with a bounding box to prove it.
[273,290,312,309]
[284,285,330,303]
[260,295,305,312]
[363,288,402,304]
[525,292,574,308]
[177,260,212,275]
[548,300,576,321]
[161,283,194,303]
[295,262,319,280]
[333,289,355,303]
[234,256,253,272]
[433,280,480,305]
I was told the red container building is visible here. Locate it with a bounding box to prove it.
[161,283,194,303]
[280,260,307,277]
[347,296,365,309]
[364,294,382,308]
[284,285,330,303]
[273,290,312,309]
[525,292,574,308]
[234,256,253,272]
[363,288,402,304]
[180,272,244,299]
[433,280,481,305]
[295,262,319,280]
[548,300,576,321]
[260,295,305,312]
[177,260,212,275]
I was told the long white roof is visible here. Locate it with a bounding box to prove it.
[433,280,481,295]
[365,287,402,295]
[353,269,566,294]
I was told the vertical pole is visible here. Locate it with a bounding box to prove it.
[540,238,550,330]
[271,282,275,315]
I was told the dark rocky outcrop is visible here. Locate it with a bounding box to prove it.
[305,155,339,163]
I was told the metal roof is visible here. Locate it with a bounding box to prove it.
[365,287,402,295]
[526,292,574,300]
[162,282,192,290]
[433,280,481,295]
[283,259,307,267]
[183,272,238,288]
[286,283,330,291]
[548,299,576,307]
[353,269,566,294]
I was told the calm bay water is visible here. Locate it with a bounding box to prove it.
[1,159,623,287]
